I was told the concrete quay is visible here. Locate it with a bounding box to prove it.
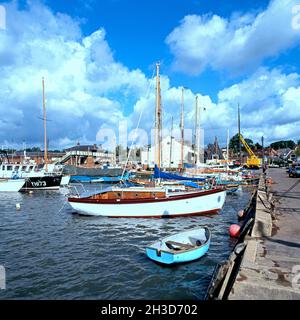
[229,168,300,300]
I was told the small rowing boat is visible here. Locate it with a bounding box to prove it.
[145,227,211,264]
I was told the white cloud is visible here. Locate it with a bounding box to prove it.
[0,0,300,151]
[166,0,300,75]
[0,1,148,149]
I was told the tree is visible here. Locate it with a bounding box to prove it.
[229,134,240,154]
[229,134,254,154]
[255,142,262,150]
[270,140,296,150]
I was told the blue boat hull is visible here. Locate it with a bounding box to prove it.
[146,240,210,265]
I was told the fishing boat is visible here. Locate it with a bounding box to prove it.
[21,175,62,190]
[68,186,226,217]
[0,178,26,192]
[145,227,211,264]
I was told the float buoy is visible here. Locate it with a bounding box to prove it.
[16,203,21,210]
[229,224,240,238]
[237,210,245,218]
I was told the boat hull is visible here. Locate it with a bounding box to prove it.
[68,189,226,218]
[146,227,211,264]
[146,240,210,264]
[0,179,25,192]
[60,175,71,186]
[22,176,62,190]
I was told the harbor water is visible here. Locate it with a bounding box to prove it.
[0,185,253,300]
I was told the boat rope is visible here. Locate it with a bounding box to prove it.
[120,67,156,181]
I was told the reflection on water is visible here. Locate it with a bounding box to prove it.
[0,186,253,299]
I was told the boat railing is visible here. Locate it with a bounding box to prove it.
[68,183,109,198]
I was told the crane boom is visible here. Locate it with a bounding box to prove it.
[238,133,261,168]
[239,134,256,158]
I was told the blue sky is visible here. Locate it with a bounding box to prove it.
[0,0,300,150]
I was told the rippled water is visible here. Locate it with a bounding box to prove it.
[0,185,253,300]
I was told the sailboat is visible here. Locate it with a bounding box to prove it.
[21,78,63,190]
[67,63,226,217]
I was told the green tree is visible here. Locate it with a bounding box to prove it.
[229,134,254,154]
[255,142,262,149]
[270,140,296,150]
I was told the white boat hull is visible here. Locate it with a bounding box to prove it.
[0,179,25,192]
[68,189,226,218]
[60,175,71,186]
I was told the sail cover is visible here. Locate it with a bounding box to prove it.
[153,165,206,182]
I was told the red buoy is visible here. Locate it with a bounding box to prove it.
[229,224,241,238]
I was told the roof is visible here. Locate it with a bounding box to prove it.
[65,144,101,152]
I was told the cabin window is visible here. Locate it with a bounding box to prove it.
[14,166,20,171]
[2,165,4,170]
[21,166,27,171]
[29,166,34,171]
[117,193,121,197]
[7,166,13,170]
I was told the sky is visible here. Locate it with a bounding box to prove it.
[0,0,300,150]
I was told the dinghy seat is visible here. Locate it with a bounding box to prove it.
[165,241,194,251]
[189,237,205,246]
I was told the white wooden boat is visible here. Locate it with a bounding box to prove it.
[0,179,25,192]
[68,187,226,218]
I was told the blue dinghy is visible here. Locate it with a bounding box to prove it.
[146,227,211,265]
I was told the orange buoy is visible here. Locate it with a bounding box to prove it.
[229,224,241,238]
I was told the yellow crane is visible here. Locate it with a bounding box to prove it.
[239,134,261,169]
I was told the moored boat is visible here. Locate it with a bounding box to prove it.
[22,175,62,190]
[68,187,226,218]
[0,178,25,192]
[145,227,211,264]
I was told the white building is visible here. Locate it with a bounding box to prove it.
[141,136,202,169]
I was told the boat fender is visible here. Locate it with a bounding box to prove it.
[237,209,245,219]
[229,224,240,238]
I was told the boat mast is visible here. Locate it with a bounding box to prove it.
[169,116,173,169]
[155,62,162,168]
[194,95,199,166]
[42,77,48,172]
[227,128,230,161]
[238,103,241,164]
[180,87,184,169]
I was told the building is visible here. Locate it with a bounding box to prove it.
[141,136,202,169]
[62,143,115,166]
[0,150,65,165]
